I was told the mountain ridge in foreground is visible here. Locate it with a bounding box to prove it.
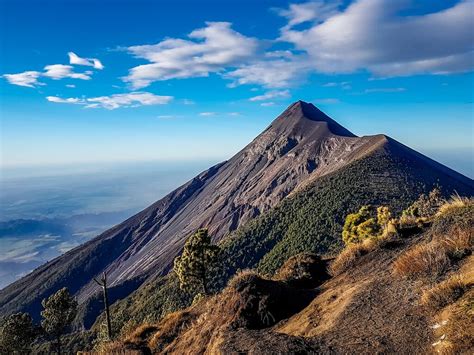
[0,101,472,332]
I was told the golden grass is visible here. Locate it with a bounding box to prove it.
[226,269,261,289]
[122,322,158,345]
[433,290,474,355]
[436,194,474,217]
[421,274,474,311]
[148,309,197,352]
[393,242,450,278]
[393,223,473,279]
[439,227,473,259]
[329,241,371,276]
[421,256,473,310]
[330,223,400,277]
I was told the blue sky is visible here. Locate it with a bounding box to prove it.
[1,0,473,176]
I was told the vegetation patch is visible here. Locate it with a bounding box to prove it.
[272,252,330,288]
[421,272,473,311]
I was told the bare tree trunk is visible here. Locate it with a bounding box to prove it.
[57,334,61,355]
[94,272,112,340]
[103,280,112,339]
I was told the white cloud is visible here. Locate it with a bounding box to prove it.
[3,52,103,88]
[199,112,216,116]
[43,64,92,80]
[249,90,290,101]
[228,112,241,116]
[157,115,177,119]
[46,96,82,104]
[124,22,259,88]
[314,98,340,104]
[364,87,406,93]
[3,71,41,87]
[68,52,104,69]
[86,92,172,109]
[322,81,351,89]
[226,55,310,88]
[182,99,195,105]
[46,92,173,110]
[66,84,76,88]
[260,102,275,107]
[276,1,341,30]
[279,0,474,77]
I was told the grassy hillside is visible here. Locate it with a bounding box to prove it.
[99,191,473,354]
[89,143,472,344]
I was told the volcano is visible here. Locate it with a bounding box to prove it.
[1,101,472,327]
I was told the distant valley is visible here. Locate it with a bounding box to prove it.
[0,161,215,289]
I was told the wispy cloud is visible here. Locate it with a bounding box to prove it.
[68,52,104,69]
[3,71,42,87]
[275,0,342,30]
[227,55,310,88]
[199,112,217,116]
[249,90,290,101]
[46,96,82,104]
[364,87,406,93]
[260,102,275,107]
[43,64,92,80]
[3,52,103,88]
[46,92,173,110]
[314,98,340,104]
[124,22,259,89]
[323,81,351,90]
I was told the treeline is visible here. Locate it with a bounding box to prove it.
[0,288,76,354]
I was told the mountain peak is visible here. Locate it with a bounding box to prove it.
[269,100,356,138]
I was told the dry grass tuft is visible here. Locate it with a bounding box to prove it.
[421,274,473,311]
[148,309,198,353]
[393,223,473,279]
[436,195,474,218]
[393,242,451,278]
[273,252,329,288]
[329,242,370,276]
[439,228,473,260]
[433,290,474,355]
[122,323,158,344]
[330,224,401,276]
[227,269,261,290]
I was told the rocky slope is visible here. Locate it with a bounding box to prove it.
[0,101,472,328]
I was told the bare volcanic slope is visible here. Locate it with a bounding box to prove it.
[0,101,472,326]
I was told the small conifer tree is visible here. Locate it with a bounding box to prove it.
[41,287,77,355]
[342,205,379,244]
[0,312,36,354]
[173,229,220,295]
[342,205,393,244]
[377,206,392,230]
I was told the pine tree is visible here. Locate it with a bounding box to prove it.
[41,287,77,355]
[0,312,36,354]
[173,229,220,295]
[377,206,392,230]
[342,206,378,244]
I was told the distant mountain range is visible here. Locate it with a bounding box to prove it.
[1,101,472,329]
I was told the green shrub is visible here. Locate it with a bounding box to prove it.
[0,312,36,354]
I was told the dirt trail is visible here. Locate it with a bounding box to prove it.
[277,241,433,354]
